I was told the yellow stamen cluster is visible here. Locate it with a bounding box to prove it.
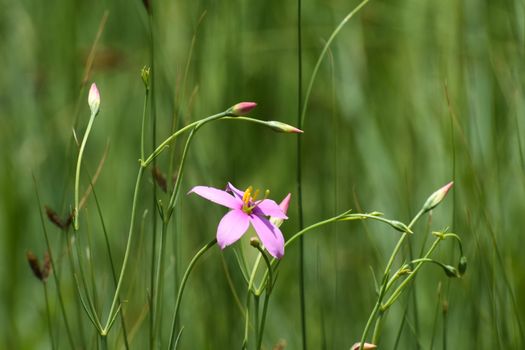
[241,186,270,214]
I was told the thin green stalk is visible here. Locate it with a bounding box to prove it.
[296,0,307,348]
[142,111,229,167]
[103,167,145,334]
[43,283,56,350]
[254,247,274,350]
[382,237,442,310]
[100,335,107,350]
[299,0,370,127]
[72,229,103,331]
[90,177,130,348]
[296,3,370,345]
[243,253,263,349]
[153,127,198,344]
[33,177,76,348]
[168,238,217,349]
[358,209,424,349]
[74,111,97,230]
[64,230,88,345]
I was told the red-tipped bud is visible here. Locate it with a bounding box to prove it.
[88,83,100,115]
[266,121,303,134]
[351,342,377,350]
[270,193,291,228]
[230,102,257,116]
[422,181,453,212]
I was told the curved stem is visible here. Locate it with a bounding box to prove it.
[142,112,229,167]
[358,209,424,349]
[74,111,97,230]
[103,167,144,333]
[299,0,370,127]
[168,238,217,349]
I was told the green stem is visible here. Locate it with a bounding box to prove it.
[382,238,442,310]
[299,0,370,128]
[142,112,229,167]
[154,127,199,344]
[358,209,424,349]
[243,253,262,349]
[103,167,144,334]
[90,178,130,348]
[254,247,274,349]
[74,111,97,230]
[43,283,56,350]
[168,239,217,349]
[33,178,76,348]
[296,0,307,346]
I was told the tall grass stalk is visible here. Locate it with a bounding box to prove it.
[33,178,76,348]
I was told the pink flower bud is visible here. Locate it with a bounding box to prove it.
[423,181,454,212]
[266,121,304,134]
[351,343,377,350]
[230,102,257,116]
[270,193,291,228]
[88,83,100,115]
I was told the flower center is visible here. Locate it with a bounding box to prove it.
[241,186,269,214]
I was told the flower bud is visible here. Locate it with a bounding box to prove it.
[387,220,413,234]
[141,66,151,89]
[250,237,261,248]
[88,83,100,116]
[422,181,453,212]
[270,193,291,228]
[458,256,467,276]
[229,102,257,116]
[265,121,304,134]
[443,265,459,278]
[351,342,377,350]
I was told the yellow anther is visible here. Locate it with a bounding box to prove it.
[243,186,253,204]
[252,189,260,201]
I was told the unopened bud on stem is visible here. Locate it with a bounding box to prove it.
[229,102,257,116]
[265,121,304,134]
[422,181,453,212]
[88,83,100,116]
[250,237,261,248]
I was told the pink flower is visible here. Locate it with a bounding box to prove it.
[88,83,100,115]
[189,183,289,259]
[230,102,257,116]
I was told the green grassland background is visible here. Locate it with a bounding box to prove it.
[1,0,524,348]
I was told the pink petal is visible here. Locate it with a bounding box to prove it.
[226,182,244,200]
[278,193,291,215]
[217,210,250,249]
[249,215,285,259]
[254,199,288,219]
[189,186,241,209]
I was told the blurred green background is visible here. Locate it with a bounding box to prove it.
[1,0,524,348]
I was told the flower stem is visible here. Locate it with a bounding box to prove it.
[43,283,57,350]
[358,209,424,349]
[142,112,229,167]
[74,111,97,230]
[168,238,217,349]
[33,177,76,348]
[243,253,263,349]
[103,166,144,334]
